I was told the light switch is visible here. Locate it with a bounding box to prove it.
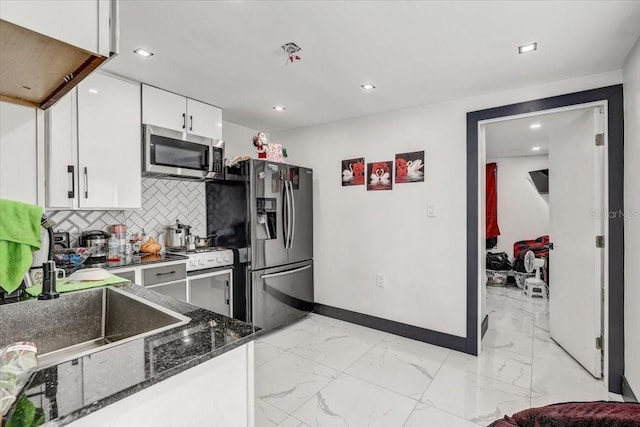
[427,203,437,217]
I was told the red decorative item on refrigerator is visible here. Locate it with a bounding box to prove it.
[486,163,501,239]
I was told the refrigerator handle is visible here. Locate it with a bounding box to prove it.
[286,180,294,249]
[282,178,289,249]
[260,264,312,279]
[289,181,296,248]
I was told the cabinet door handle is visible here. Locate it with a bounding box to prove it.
[67,165,75,199]
[182,113,186,129]
[83,167,88,198]
[225,283,229,304]
[156,270,176,276]
[190,115,193,131]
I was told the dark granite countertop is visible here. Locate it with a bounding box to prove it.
[77,252,189,272]
[1,283,262,426]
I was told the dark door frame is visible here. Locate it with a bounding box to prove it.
[466,84,624,393]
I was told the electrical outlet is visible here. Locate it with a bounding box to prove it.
[376,273,385,288]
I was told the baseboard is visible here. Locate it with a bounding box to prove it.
[622,376,639,403]
[313,303,468,354]
[481,314,489,339]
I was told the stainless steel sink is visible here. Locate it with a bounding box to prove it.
[0,286,190,368]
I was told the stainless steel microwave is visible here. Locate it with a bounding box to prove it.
[143,125,224,180]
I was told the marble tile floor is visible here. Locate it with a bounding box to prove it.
[253,286,620,426]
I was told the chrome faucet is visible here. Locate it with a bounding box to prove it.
[38,216,59,300]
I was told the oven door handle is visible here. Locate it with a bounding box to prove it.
[260,264,311,280]
[187,269,233,279]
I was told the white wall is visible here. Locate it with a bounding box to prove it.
[0,102,42,206]
[274,70,622,339]
[222,120,261,160]
[623,37,640,396]
[487,155,549,257]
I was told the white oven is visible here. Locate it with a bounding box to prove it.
[167,248,235,317]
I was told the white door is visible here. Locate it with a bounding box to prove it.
[142,85,187,133]
[77,73,141,209]
[186,98,222,139]
[0,102,38,205]
[548,107,605,378]
[45,90,77,209]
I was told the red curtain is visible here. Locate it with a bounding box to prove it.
[486,163,501,239]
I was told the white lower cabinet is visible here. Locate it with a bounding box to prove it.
[67,343,252,427]
[0,102,39,205]
[45,72,141,210]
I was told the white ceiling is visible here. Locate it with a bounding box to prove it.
[485,108,590,158]
[103,1,640,133]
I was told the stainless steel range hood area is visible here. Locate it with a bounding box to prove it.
[0,1,119,110]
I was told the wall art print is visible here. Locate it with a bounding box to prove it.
[395,151,424,183]
[341,157,365,186]
[367,161,393,191]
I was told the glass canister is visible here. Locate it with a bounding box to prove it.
[111,224,128,256]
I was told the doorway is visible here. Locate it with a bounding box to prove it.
[465,85,624,394]
[481,105,606,387]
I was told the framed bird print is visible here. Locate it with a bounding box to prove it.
[395,151,424,183]
[341,157,365,186]
[367,161,393,191]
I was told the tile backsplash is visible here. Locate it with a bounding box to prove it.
[47,178,206,246]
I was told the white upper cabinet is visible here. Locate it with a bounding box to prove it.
[46,91,77,209]
[77,73,141,209]
[0,102,38,205]
[141,85,187,133]
[142,85,222,140]
[186,98,222,140]
[0,0,112,57]
[45,73,141,210]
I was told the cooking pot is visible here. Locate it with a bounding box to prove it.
[80,230,111,258]
[164,220,191,248]
[194,235,216,248]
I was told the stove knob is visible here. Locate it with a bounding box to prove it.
[198,259,205,266]
[189,259,196,267]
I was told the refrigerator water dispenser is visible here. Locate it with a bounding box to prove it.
[256,198,277,240]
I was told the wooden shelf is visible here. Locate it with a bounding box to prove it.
[0,19,106,110]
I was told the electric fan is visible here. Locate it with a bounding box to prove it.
[523,250,548,298]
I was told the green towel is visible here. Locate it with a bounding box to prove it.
[25,274,130,296]
[0,199,43,294]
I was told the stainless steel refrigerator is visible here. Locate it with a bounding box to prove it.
[206,159,313,330]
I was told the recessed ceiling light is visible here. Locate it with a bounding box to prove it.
[529,123,541,129]
[88,88,98,94]
[361,83,376,90]
[273,106,286,111]
[133,48,154,58]
[532,146,541,151]
[217,123,222,127]
[518,43,537,54]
